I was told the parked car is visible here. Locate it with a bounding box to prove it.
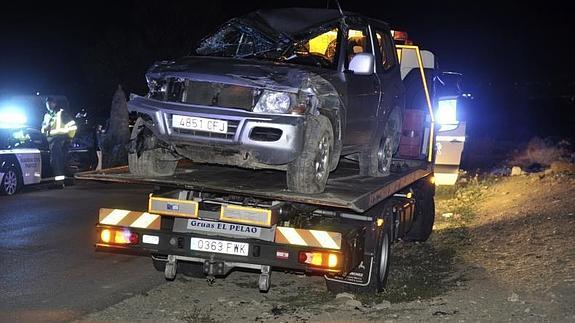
[0,127,61,195]
[127,8,405,193]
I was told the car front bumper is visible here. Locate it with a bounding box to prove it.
[128,95,306,167]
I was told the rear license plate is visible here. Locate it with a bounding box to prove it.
[172,115,228,134]
[190,237,249,256]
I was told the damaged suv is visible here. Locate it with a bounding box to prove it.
[128,8,404,193]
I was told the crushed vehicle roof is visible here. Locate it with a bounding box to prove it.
[243,8,387,36]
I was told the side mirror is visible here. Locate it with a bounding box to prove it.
[349,53,374,75]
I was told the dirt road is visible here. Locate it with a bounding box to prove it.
[81,172,575,322]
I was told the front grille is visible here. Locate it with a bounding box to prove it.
[161,78,256,111]
[170,117,240,141]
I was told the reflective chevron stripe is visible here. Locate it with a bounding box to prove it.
[99,208,161,230]
[275,227,341,250]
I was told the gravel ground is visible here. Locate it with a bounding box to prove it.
[81,172,575,322]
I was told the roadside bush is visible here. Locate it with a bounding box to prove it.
[510,137,572,167]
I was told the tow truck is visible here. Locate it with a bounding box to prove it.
[77,9,457,293]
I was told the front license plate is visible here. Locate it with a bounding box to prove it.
[172,115,228,134]
[190,237,249,256]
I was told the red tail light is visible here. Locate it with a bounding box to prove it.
[298,251,340,269]
[100,228,139,245]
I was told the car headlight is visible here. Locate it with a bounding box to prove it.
[253,91,292,114]
[146,77,168,98]
[436,99,457,125]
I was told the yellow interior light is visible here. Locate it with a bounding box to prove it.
[100,229,112,243]
[376,218,385,227]
[308,29,338,57]
[328,254,338,268]
[348,29,364,38]
[406,192,413,199]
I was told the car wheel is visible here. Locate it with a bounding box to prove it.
[405,176,436,242]
[286,115,333,194]
[128,118,179,177]
[0,166,22,196]
[360,108,402,177]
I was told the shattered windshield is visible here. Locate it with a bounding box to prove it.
[196,22,279,58]
[196,21,340,69]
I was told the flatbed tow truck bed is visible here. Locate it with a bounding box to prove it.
[79,160,434,293]
[76,160,432,213]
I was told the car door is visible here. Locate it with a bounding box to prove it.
[9,128,42,185]
[373,27,404,131]
[342,24,380,147]
[25,128,53,179]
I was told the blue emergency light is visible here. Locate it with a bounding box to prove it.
[0,107,28,128]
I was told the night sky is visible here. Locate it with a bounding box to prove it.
[0,1,573,139]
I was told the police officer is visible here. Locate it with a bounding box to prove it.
[41,97,77,177]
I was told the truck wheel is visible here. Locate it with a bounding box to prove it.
[325,224,392,294]
[152,255,204,278]
[405,176,436,242]
[128,118,178,177]
[360,108,402,177]
[286,115,333,194]
[0,165,22,196]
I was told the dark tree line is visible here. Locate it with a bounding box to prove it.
[82,1,227,114]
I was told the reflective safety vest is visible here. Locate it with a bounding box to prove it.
[41,109,77,138]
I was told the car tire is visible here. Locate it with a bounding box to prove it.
[405,176,435,242]
[325,223,392,294]
[286,115,333,194]
[0,165,22,196]
[360,108,402,177]
[128,118,178,177]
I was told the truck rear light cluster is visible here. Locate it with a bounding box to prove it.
[100,228,139,245]
[298,251,339,269]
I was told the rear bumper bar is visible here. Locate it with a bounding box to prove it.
[96,224,346,274]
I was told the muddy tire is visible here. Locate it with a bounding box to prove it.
[405,176,436,242]
[128,118,178,177]
[325,224,392,294]
[286,115,333,194]
[152,255,204,278]
[0,165,22,196]
[360,108,402,177]
[128,148,178,177]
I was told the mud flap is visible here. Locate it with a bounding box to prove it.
[325,254,375,287]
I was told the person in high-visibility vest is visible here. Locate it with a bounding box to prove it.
[41,97,77,177]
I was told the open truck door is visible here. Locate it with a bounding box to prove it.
[434,72,468,185]
[393,29,467,185]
